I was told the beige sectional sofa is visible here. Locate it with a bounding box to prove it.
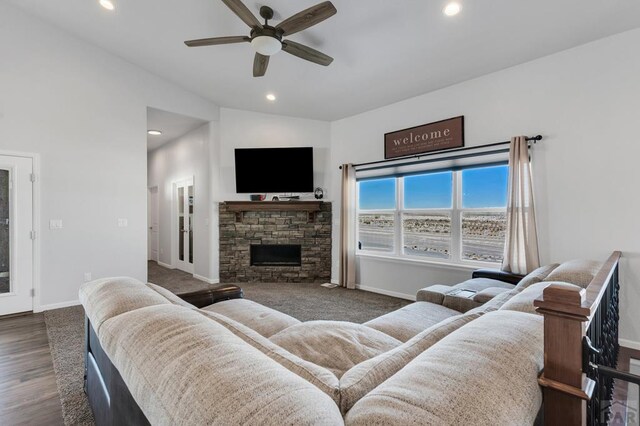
[79,258,603,425]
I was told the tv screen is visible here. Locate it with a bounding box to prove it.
[235,147,314,193]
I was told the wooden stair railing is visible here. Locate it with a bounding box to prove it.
[534,251,621,425]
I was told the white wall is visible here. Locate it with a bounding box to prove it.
[147,123,215,281]
[217,108,332,202]
[0,2,219,309]
[331,28,640,345]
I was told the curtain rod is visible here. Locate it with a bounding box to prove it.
[338,135,543,170]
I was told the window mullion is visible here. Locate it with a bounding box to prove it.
[451,171,461,262]
[396,177,403,256]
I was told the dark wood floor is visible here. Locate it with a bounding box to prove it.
[0,313,64,425]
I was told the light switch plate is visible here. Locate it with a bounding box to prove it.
[49,219,63,230]
[84,272,92,282]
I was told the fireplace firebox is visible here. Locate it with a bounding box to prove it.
[250,244,302,267]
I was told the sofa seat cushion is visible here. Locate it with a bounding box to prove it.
[79,277,170,335]
[415,284,452,304]
[363,302,459,342]
[472,286,511,304]
[466,289,519,315]
[543,259,602,288]
[269,321,402,378]
[514,263,560,292]
[202,298,300,338]
[199,310,340,404]
[345,311,544,426]
[501,281,582,315]
[99,305,344,426]
[339,312,480,414]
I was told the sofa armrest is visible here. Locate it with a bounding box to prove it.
[471,269,524,285]
[176,284,243,309]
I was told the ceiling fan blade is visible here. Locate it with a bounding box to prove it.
[253,53,270,77]
[282,40,333,66]
[221,0,263,29]
[276,1,337,36]
[184,36,250,47]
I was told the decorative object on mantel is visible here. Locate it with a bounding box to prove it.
[250,194,266,201]
[224,201,323,223]
[314,187,324,199]
[384,116,464,159]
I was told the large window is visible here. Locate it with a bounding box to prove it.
[357,164,508,265]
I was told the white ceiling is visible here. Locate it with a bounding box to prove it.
[9,0,640,121]
[147,107,208,151]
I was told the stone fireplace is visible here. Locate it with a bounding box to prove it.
[219,201,332,283]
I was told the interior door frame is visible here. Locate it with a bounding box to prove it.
[0,150,40,313]
[147,186,159,262]
[172,176,194,274]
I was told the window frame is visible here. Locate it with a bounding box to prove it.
[356,165,508,269]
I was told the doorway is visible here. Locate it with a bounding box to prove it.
[174,177,194,274]
[0,155,34,316]
[148,186,159,262]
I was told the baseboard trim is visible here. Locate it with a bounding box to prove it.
[193,274,220,285]
[619,338,640,351]
[35,299,81,313]
[356,285,416,301]
[157,261,173,269]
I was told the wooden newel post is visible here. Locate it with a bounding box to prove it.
[534,284,595,426]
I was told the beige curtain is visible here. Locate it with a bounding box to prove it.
[501,136,540,275]
[339,164,357,289]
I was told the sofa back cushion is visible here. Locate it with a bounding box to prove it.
[501,281,581,315]
[199,310,340,404]
[79,277,170,335]
[339,312,480,414]
[543,259,602,288]
[203,298,300,338]
[146,283,195,309]
[99,305,344,426]
[344,311,544,426]
[514,263,560,291]
[269,321,402,378]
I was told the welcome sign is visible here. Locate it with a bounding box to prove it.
[384,116,464,159]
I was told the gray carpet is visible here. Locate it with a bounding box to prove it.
[44,306,94,426]
[44,262,411,425]
[149,261,411,323]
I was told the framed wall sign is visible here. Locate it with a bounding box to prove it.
[384,116,464,159]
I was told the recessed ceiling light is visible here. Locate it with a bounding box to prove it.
[147,130,162,136]
[99,0,115,11]
[266,93,277,102]
[443,2,462,16]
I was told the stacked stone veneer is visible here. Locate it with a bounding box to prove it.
[219,202,332,283]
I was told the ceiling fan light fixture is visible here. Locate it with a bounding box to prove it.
[251,36,282,56]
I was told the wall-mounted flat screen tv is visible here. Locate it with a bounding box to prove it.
[234,147,314,193]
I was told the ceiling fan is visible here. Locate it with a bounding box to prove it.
[184,0,337,77]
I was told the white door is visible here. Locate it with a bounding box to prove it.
[175,178,194,273]
[148,187,159,262]
[0,156,34,316]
